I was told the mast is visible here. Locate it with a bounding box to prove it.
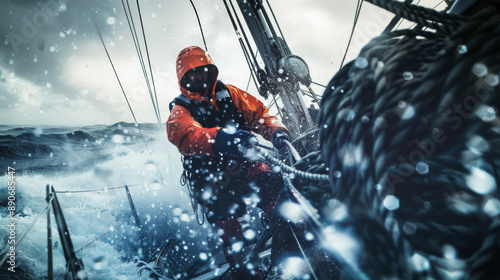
[224,0,319,154]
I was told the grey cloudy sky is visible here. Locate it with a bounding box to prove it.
[0,0,443,126]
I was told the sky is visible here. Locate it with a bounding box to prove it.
[0,0,445,126]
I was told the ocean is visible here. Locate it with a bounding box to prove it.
[0,122,214,279]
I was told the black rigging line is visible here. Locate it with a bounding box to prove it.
[189,0,208,51]
[224,0,259,90]
[121,0,159,124]
[311,81,327,88]
[265,0,286,42]
[227,0,261,72]
[135,0,161,124]
[93,18,151,153]
[339,0,364,70]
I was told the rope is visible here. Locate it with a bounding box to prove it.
[93,17,152,154]
[0,194,54,267]
[316,4,500,278]
[257,148,329,183]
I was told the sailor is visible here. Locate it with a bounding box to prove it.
[167,46,290,279]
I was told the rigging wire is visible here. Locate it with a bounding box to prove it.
[121,0,161,124]
[311,81,327,88]
[134,0,161,124]
[189,0,208,51]
[93,17,152,154]
[339,0,364,70]
[224,0,260,91]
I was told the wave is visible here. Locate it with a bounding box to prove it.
[0,122,160,174]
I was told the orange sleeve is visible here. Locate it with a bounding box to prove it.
[226,84,288,141]
[167,104,220,156]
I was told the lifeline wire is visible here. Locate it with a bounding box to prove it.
[54,184,139,194]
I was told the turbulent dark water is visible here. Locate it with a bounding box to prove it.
[0,122,159,174]
[0,122,209,280]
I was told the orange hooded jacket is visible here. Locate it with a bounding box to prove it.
[167,46,287,156]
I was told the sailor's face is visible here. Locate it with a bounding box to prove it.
[185,68,209,93]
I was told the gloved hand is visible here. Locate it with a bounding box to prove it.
[214,129,257,159]
[272,130,291,153]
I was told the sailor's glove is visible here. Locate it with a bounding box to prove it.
[272,130,291,154]
[214,129,257,159]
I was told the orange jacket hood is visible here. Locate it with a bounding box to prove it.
[176,46,218,102]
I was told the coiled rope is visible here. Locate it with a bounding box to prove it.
[313,1,500,279]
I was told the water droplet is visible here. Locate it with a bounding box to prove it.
[475,105,496,122]
[76,270,88,279]
[243,229,256,240]
[375,117,387,128]
[281,257,308,278]
[485,73,499,87]
[403,222,416,235]
[106,17,116,25]
[305,232,314,241]
[180,213,190,222]
[472,63,488,77]
[280,201,304,223]
[409,253,430,272]
[443,244,456,260]
[111,134,124,144]
[403,71,413,80]
[34,127,43,136]
[466,167,496,195]
[456,44,467,54]
[416,162,429,174]
[173,208,183,216]
[92,256,108,271]
[354,57,369,69]
[46,82,52,88]
[231,241,244,253]
[383,195,399,210]
[59,31,66,38]
[337,108,355,121]
[199,252,208,260]
[333,170,342,178]
[401,105,415,120]
[466,135,489,155]
[361,115,370,123]
[484,198,500,217]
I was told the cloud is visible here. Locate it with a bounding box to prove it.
[0,0,408,125]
